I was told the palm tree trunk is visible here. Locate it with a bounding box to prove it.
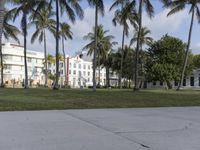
[134,0,143,91]
[98,53,100,86]
[139,44,143,88]
[177,8,195,91]
[106,66,110,87]
[23,12,28,89]
[0,37,3,87]
[0,0,5,87]
[119,26,125,89]
[93,4,98,92]
[43,29,48,86]
[54,0,59,90]
[62,36,67,85]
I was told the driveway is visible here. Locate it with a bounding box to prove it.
[0,107,200,150]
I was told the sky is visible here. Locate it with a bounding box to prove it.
[4,0,200,56]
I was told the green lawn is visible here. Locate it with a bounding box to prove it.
[0,88,199,111]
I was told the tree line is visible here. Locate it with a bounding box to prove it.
[0,0,200,92]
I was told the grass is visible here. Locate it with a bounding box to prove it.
[0,88,200,111]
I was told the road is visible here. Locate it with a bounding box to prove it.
[0,107,200,150]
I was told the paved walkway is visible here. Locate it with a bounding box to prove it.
[0,107,200,150]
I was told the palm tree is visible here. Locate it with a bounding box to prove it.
[87,0,105,91]
[163,0,200,90]
[0,9,20,87]
[47,54,55,67]
[0,0,5,87]
[131,0,154,91]
[10,0,47,89]
[130,26,153,47]
[50,0,83,90]
[30,7,56,87]
[110,0,137,88]
[130,26,153,88]
[59,22,72,85]
[83,25,116,86]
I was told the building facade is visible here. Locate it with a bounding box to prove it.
[147,68,200,89]
[48,55,109,88]
[1,43,117,88]
[1,43,45,86]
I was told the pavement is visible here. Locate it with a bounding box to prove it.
[0,107,200,150]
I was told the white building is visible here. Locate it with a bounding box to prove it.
[1,43,45,86]
[1,43,117,88]
[49,55,107,88]
[147,68,200,89]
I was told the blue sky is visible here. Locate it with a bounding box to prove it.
[4,0,200,56]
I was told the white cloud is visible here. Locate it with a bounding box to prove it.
[143,8,189,40]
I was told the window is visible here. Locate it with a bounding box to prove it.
[160,81,163,86]
[88,78,90,82]
[73,63,76,68]
[88,72,90,76]
[28,67,32,72]
[183,78,186,86]
[88,65,90,70]
[4,65,12,70]
[153,81,156,86]
[27,57,32,63]
[83,71,86,76]
[60,70,63,75]
[69,70,71,74]
[174,81,178,86]
[190,77,194,86]
[60,63,64,68]
[4,55,12,60]
[199,77,200,86]
[83,65,86,69]
[79,64,81,69]
[69,63,71,68]
[79,71,81,76]
[73,70,76,75]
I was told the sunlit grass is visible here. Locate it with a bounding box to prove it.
[0,88,199,111]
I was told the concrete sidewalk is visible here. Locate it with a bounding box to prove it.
[0,107,200,150]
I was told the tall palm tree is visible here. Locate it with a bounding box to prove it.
[50,0,83,90]
[130,26,153,88]
[0,9,20,87]
[87,0,105,91]
[110,0,137,88]
[10,0,47,89]
[59,22,72,85]
[0,0,5,87]
[131,0,154,91]
[30,7,56,87]
[163,0,200,90]
[83,25,116,86]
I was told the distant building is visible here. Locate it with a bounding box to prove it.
[49,55,116,88]
[1,43,45,86]
[147,68,200,89]
[1,43,118,88]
